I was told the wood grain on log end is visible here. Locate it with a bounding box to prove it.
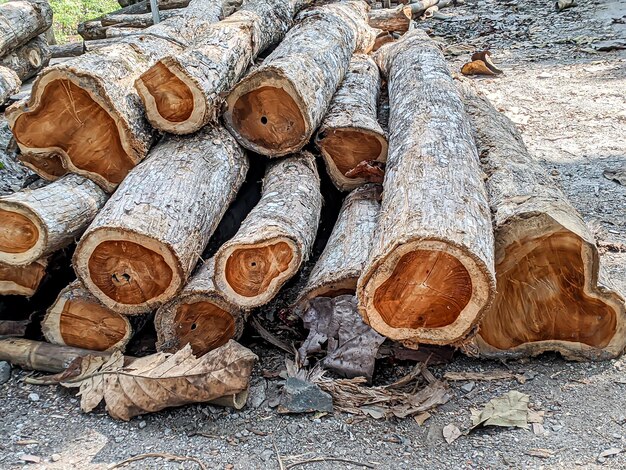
[19,152,68,181]
[0,258,47,296]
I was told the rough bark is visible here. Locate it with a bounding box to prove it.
[50,42,85,58]
[0,115,34,197]
[458,81,626,361]
[0,258,47,296]
[368,5,411,32]
[315,54,387,191]
[0,174,108,266]
[357,30,496,346]
[77,20,107,41]
[7,0,226,192]
[0,0,53,57]
[105,26,145,38]
[223,0,377,157]
[296,185,381,309]
[0,66,20,106]
[74,125,249,315]
[18,151,67,181]
[214,152,322,308]
[0,35,51,81]
[42,280,133,352]
[155,257,246,356]
[136,0,307,135]
[101,9,184,27]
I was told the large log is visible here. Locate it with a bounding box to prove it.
[368,5,411,32]
[155,258,245,356]
[0,66,20,106]
[74,125,248,315]
[458,81,626,361]
[0,258,47,296]
[0,175,108,266]
[0,35,51,81]
[7,0,227,192]
[49,42,85,59]
[223,1,376,157]
[297,185,380,309]
[101,9,184,27]
[315,54,387,191]
[135,0,307,135]
[0,0,53,57]
[357,30,496,346]
[42,280,133,352]
[18,151,67,181]
[214,152,322,308]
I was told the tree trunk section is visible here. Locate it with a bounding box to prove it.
[368,5,411,32]
[357,30,496,346]
[0,258,47,296]
[6,0,226,192]
[0,0,53,57]
[18,151,67,181]
[50,42,85,58]
[0,174,108,266]
[155,257,245,356]
[0,66,20,106]
[42,280,133,352]
[214,152,322,308]
[457,81,626,361]
[315,54,387,191]
[101,9,184,27]
[223,1,376,157]
[136,0,306,135]
[77,20,107,41]
[0,35,51,81]
[297,184,380,309]
[74,125,248,315]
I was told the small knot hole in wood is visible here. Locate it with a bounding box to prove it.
[260,116,268,125]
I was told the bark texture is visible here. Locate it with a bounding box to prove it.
[0,66,20,106]
[0,258,47,296]
[74,125,249,315]
[297,185,381,308]
[136,0,307,134]
[7,0,226,192]
[155,257,246,357]
[77,20,107,41]
[101,9,184,27]
[0,0,53,57]
[223,0,377,157]
[50,42,85,58]
[368,5,411,32]
[315,54,387,191]
[214,152,322,308]
[357,30,496,346]
[458,80,626,361]
[0,174,108,266]
[0,115,34,197]
[0,35,51,81]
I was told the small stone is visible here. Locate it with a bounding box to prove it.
[551,424,563,432]
[28,393,39,402]
[51,454,61,462]
[461,381,475,393]
[260,449,274,462]
[21,455,41,463]
[277,378,333,414]
[0,361,11,384]
[286,423,299,435]
[138,420,147,429]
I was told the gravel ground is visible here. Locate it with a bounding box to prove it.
[1,0,626,468]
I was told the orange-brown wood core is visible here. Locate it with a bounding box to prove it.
[20,152,67,178]
[319,129,383,175]
[173,301,235,356]
[225,241,293,298]
[0,261,46,290]
[0,209,39,254]
[59,298,129,350]
[373,249,472,329]
[11,78,134,185]
[231,86,306,152]
[87,240,173,305]
[480,232,616,349]
[140,63,194,123]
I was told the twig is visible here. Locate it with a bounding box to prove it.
[251,317,293,355]
[273,439,285,470]
[286,457,375,469]
[109,452,208,469]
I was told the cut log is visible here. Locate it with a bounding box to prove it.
[0,258,47,296]
[315,54,387,191]
[457,81,626,361]
[0,174,108,266]
[101,9,184,27]
[0,35,51,81]
[73,125,248,315]
[135,0,307,135]
[18,151,67,181]
[357,30,496,346]
[105,26,145,38]
[0,0,53,57]
[118,0,190,9]
[155,258,245,356]
[223,1,377,157]
[297,184,381,308]
[0,66,20,106]
[77,20,107,41]
[7,0,227,192]
[214,152,322,308]
[42,280,133,352]
[368,5,411,32]
[50,42,85,58]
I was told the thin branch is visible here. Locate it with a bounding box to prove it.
[273,438,285,470]
[286,457,375,469]
[109,452,208,469]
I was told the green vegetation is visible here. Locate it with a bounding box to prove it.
[50,0,119,43]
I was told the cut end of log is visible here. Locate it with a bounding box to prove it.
[19,152,67,181]
[0,205,43,265]
[0,259,47,296]
[358,239,494,345]
[301,278,358,304]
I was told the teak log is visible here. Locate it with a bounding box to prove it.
[0,258,47,296]
[101,9,184,27]
[155,258,245,356]
[214,152,322,308]
[223,0,376,157]
[50,42,85,58]
[136,0,307,135]
[0,174,108,266]
[74,125,248,315]
[297,184,381,308]
[357,30,496,346]
[7,0,226,192]
[458,81,626,361]
[315,54,387,191]
[42,280,133,352]
[0,66,20,106]
[18,151,67,181]
[77,20,107,41]
[368,5,411,32]
[0,35,51,81]
[0,0,53,57]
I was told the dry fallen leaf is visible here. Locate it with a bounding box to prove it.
[414,411,431,426]
[461,60,498,76]
[527,448,556,459]
[471,391,530,430]
[470,51,503,74]
[443,424,462,444]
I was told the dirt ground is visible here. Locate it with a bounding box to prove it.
[1,0,626,468]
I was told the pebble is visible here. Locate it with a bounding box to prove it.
[461,381,476,393]
[51,454,61,462]
[28,393,40,402]
[138,420,147,429]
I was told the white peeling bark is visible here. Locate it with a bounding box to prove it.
[0,35,51,81]
[0,0,53,57]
